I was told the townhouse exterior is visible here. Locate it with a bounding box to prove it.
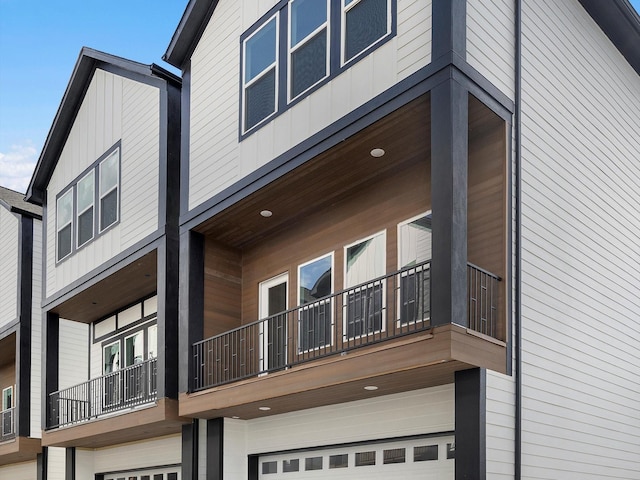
[8,0,638,479]
[23,49,186,479]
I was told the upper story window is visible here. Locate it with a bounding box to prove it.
[241,0,395,136]
[55,142,121,262]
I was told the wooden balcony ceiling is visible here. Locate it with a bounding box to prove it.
[50,250,157,324]
[0,333,15,366]
[195,95,432,248]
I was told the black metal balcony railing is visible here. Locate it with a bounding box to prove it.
[192,261,501,391]
[48,357,157,429]
[1,407,15,442]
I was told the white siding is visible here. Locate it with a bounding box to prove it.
[466,0,515,100]
[519,0,640,477]
[30,219,43,437]
[0,460,37,480]
[91,434,182,472]
[188,0,432,211]
[45,68,160,298]
[58,318,89,390]
[224,385,453,478]
[486,370,515,479]
[198,418,208,480]
[76,448,95,480]
[0,206,19,326]
[47,446,66,480]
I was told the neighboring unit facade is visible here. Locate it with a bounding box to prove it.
[0,187,45,479]
[162,0,640,479]
[25,48,186,479]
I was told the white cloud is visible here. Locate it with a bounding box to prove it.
[0,143,38,194]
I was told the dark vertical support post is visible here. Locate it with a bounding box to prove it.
[179,230,204,393]
[455,368,486,480]
[17,216,34,437]
[43,312,59,428]
[37,447,48,480]
[431,78,469,327]
[65,447,76,480]
[182,420,199,480]
[432,0,467,61]
[207,418,224,480]
[248,455,259,480]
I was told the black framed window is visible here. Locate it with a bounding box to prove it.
[298,253,333,351]
[56,189,73,261]
[240,0,395,136]
[76,170,95,247]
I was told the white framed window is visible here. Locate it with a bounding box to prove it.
[76,169,95,247]
[344,231,386,338]
[259,272,289,371]
[298,253,333,351]
[288,0,330,101]
[341,0,392,65]
[99,148,119,232]
[243,14,279,133]
[103,340,120,375]
[1,386,13,411]
[397,213,432,325]
[56,189,73,261]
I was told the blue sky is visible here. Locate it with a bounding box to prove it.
[0,1,638,193]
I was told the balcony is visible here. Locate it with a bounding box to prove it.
[1,408,15,443]
[183,262,503,419]
[48,357,158,428]
[43,357,186,448]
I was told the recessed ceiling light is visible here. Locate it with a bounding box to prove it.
[231,415,240,419]
[364,385,378,391]
[260,210,273,217]
[258,406,271,411]
[370,148,385,158]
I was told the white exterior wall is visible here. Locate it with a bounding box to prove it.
[188,0,433,211]
[198,418,208,480]
[466,0,515,100]
[45,68,160,298]
[223,385,453,478]
[0,460,37,479]
[58,318,89,389]
[91,435,181,473]
[0,206,19,326]
[518,0,640,477]
[30,219,43,437]
[47,446,66,480]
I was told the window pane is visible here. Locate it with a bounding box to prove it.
[414,445,438,461]
[101,188,118,230]
[399,214,432,268]
[262,461,277,474]
[346,233,385,286]
[245,17,277,83]
[57,190,72,229]
[58,224,72,260]
[305,457,323,471]
[125,332,144,367]
[383,448,405,464]
[355,451,376,466]
[78,208,94,246]
[103,342,120,374]
[147,324,158,359]
[329,454,348,469]
[282,459,299,472]
[345,0,388,62]
[245,68,276,130]
[100,151,119,194]
[300,255,332,302]
[291,29,327,98]
[77,171,94,212]
[299,254,332,350]
[291,0,327,46]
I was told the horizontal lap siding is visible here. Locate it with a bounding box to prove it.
[223,385,454,478]
[466,0,515,100]
[47,446,66,479]
[30,219,43,437]
[58,318,89,390]
[46,70,160,298]
[91,434,182,473]
[520,0,640,477]
[188,0,432,211]
[0,460,37,480]
[0,207,18,326]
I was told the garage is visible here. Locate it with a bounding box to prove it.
[102,466,180,480]
[258,435,454,479]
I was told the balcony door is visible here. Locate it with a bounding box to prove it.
[259,273,288,372]
[1,386,13,437]
[103,341,121,409]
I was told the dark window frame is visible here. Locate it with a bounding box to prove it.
[239,0,397,138]
[54,141,122,264]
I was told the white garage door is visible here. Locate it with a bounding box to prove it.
[103,466,181,480]
[258,436,454,479]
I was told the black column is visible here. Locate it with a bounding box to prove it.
[16,216,34,437]
[65,447,76,480]
[455,368,486,480]
[179,230,204,393]
[432,0,467,61]
[43,312,59,428]
[37,447,48,480]
[207,418,224,480]
[430,78,469,327]
[182,420,199,480]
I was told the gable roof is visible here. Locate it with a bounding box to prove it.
[163,0,640,74]
[25,47,181,206]
[0,185,42,219]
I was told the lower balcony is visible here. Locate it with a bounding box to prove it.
[182,262,505,419]
[1,408,15,443]
[44,357,186,448]
[0,407,41,465]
